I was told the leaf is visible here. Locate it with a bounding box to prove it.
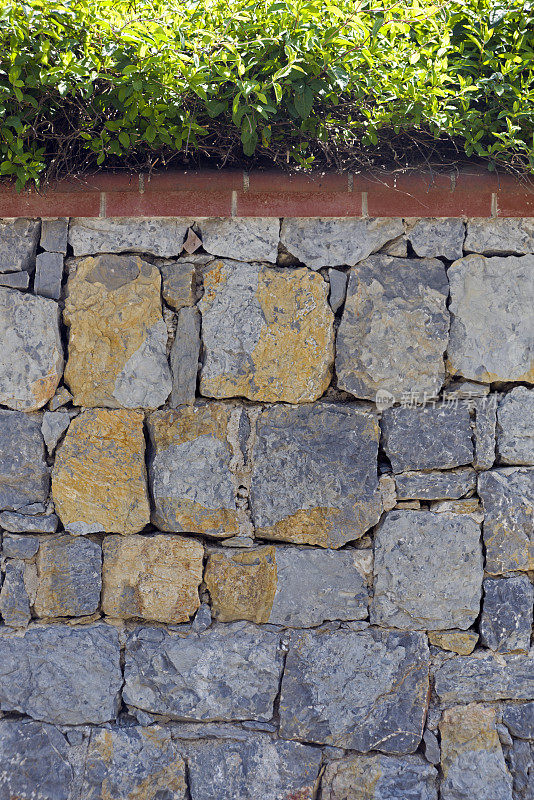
[294,86,313,119]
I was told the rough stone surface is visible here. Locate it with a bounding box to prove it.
[381,404,473,472]
[0,218,40,272]
[465,218,534,254]
[0,510,58,533]
[48,386,73,410]
[506,739,533,800]
[440,704,513,800]
[199,218,279,262]
[34,535,102,617]
[328,268,348,312]
[435,651,534,704]
[0,560,31,627]
[123,622,282,722]
[52,408,150,535]
[102,533,204,623]
[479,468,534,574]
[2,534,39,558]
[170,306,200,406]
[423,730,441,765]
[394,468,477,500]
[279,627,429,753]
[447,254,534,383]
[0,623,121,724]
[250,403,382,547]
[0,288,63,410]
[41,410,70,454]
[280,218,404,269]
[40,217,68,253]
[34,251,64,300]
[480,576,533,653]
[68,217,191,257]
[371,510,483,630]
[473,397,497,469]
[0,270,29,289]
[502,702,534,740]
[199,260,334,402]
[160,260,196,309]
[321,753,438,800]
[498,387,534,465]
[0,410,49,511]
[428,630,479,655]
[64,254,171,408]
[407,218,465,260]
[336,255,449,402]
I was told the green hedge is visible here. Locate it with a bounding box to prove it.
[1,0,533,188]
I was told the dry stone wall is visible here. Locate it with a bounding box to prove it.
[0,213,532,800]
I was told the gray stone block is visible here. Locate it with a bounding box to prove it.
[498,387,534,465]
[506,738,533,800]
[170,306,200,406]
[41,410,70,454]
[394,468,477,500]
[435,651,534,704]
[328,268,348,312]
[407,218,465,260]
[465,218,534,255]
[502,702,534,740]
[0,218,40,272]
[68,217,192,257]
[321,753,438,800]
[160,260,196,309]
[0,510,58,533]
[199,218,279,263]
[34,535,102,617]
[34,251,64,299]
[480,576,533,653]
[0,560,31,627]
[2,534,39,559]
[0,410,49,510]
[0,271,29,289]
[40,217,68,253]
[473,396,497,469]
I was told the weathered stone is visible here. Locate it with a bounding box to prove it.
[473,396,497,469]
[250,403,382,547]
[148,404,243,537]
[447,254,534,383]
[465,218,534,255]
[435,651,534,704]
[444,379,490,399]
[0,410,49,511]
[170,306,200,406]
[498,387,534,465]
[280,218,404,269]
[102,533,203,623]
[428,630,479,655]
[34,535,102,617]
[506,738,533,800]
[40,217,68,253]
[68,217,191,257]
[2,534,39,559]
[0,288,63,410]
[336,255,449,402]
[440,704,513,800]
[394,468,477,500]
[407,218,465,260]
[480,576,533,653]
[0,270,29,289]
[41,410,70,454]
[0,218,40,272]
[199,260,334,402]
[279,627,429,753]
[123,622,282,721]
[186,736,322,800]
[34,251,63,300]
[479,468,534,574]
[64,254,171,408]
[52,408,150,535]
[423,730,441,765]
[0,510,58,533]
[205,545,370,627]
[192,602,212,632]
[502,702,534,739]
[199,218,279,262]
[382,404,473,473]
[48,386,73,410]
[183,227,202,254]
[82,725,187,800]
[430,498,483,521]
[160,260,196,309]
[382,234,408,257]
[328,268,348,312]
[379,474,397,510]
[0,560,31,627]
[0,623,121,724]
[321,753,438,800]
[371,510,483,630]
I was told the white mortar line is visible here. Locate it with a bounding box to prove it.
[99,192,107,218]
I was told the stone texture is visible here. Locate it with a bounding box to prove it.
[440,704,513,800]
[64,254,171,408]
[371,510,483,630]
[480,576,533,653]
[2,534,39,558]
[250,403,382,547]
[473,396,497,469]
[279,627,429,753]
[328,268,348,312]
[423,730,441,765]
[0,623,121,724]
[0,410,49,511]
[40,217,68,253]
[199,218,279,262]
[148,404,243,537]
[479,468,534,574]
[102,533,204,623]
[34,535,102,617]
[465,218,534,255]
[170,306,200,406]
[0,288,63,410]
[41,410,70,454]
[34,251,63,300]
[336,255,449,402]
[280,217,404,269]
[498,387,534,465]
[0,560,31,627]
[506,739,533,800]
[123,622,282,722]
[0,218,40,272]
[205,545,370,626]
[48,386,73,410]
[321,753,438,800]
[379,474,397,510]
[199,260,334,402]
[68,217,191,257]
[0,270,29,289]
[502,702,534,739]
[0,510,58,533]
[428,630,479,655]
[435,651,534,704]
[407,218,465,260]
[447,254,534,383]
[52,408,150,535]
[394,468,477,500]
[160,260,196,309]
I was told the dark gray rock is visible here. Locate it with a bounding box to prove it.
[498,387,534,465]
[40,217,68,253]
[0,560,30,627]
[34,251,64,300]
[381,404,473,472]
[321,753,438,800]
[0,510,58,533]
[0,623,121,724]
[328,268,348,312]
[0,410,49,510]
[2,534,39,559]
[191,602,212,633]
[0,219,40,272]
[506,739,533,800]
[34,535,102,618]
[407,218,465,260]
[480,576,533,653]
[124,622,282,722]
[423,730,441,765]
[170,306,200,406]
[394,468,477,500]
[435,651,534,704]
[160,260,196,309]
[0,271,29,289]
[279,627,429,753]
[503,703,534,739]
[473,396,497,469]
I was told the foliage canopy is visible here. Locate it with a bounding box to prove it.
[1,0,533,188]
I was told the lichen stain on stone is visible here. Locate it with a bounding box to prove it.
[256,506,342,548]
[153,497,239,537]
[205,546,277,623]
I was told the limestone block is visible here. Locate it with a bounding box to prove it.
[40,217,68,253]
[472,396,497,469]
[198,218,279,262]
[0,218,40,272]
[0,271,29,289]
[170,306,200,406]
[498,387,534,465]
[435,651,534,704]
[465,218,534,254]
[502,702,534,740]
[428,630,479,655]
[0,410,49,511]
[68,217,191,257]
[199,260,334,402]
[0,510,58,533]
[34,251,63,300]
[394,468,477,500]
[64,254,171,408]
[34,535,102,618]
[321,754,438,800]
[0,560,31,627]
[407,218,465,260]
[160,260,196,309]
[52,408,150,535]
[2,534,39,559]
[505,738,533,800]
[480,576,533,653]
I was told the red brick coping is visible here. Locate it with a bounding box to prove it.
[1,170,533,218]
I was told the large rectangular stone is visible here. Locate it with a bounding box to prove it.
[322,754,438,800]
[68,217,192,257]
[0,410,49,510]
[0,219,40,272]
[394,468,477,500]
[198,218,279,263]
[34,251,64,300]
[40,217,68,253]
[34,535,102,618]
[465,218,534,255]
[497,387,534,465]
[170,306,200,406]
[435,651,534,703]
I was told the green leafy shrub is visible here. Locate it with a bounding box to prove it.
[0,0,533,188]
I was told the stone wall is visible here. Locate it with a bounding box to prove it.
[0,209,532,800]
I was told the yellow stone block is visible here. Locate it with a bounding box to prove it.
[204,546,277,624]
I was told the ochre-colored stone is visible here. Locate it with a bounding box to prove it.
[428,630,479,655]
[52,409,150,535]
[205,547,277,623]
[102,534,203,623]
